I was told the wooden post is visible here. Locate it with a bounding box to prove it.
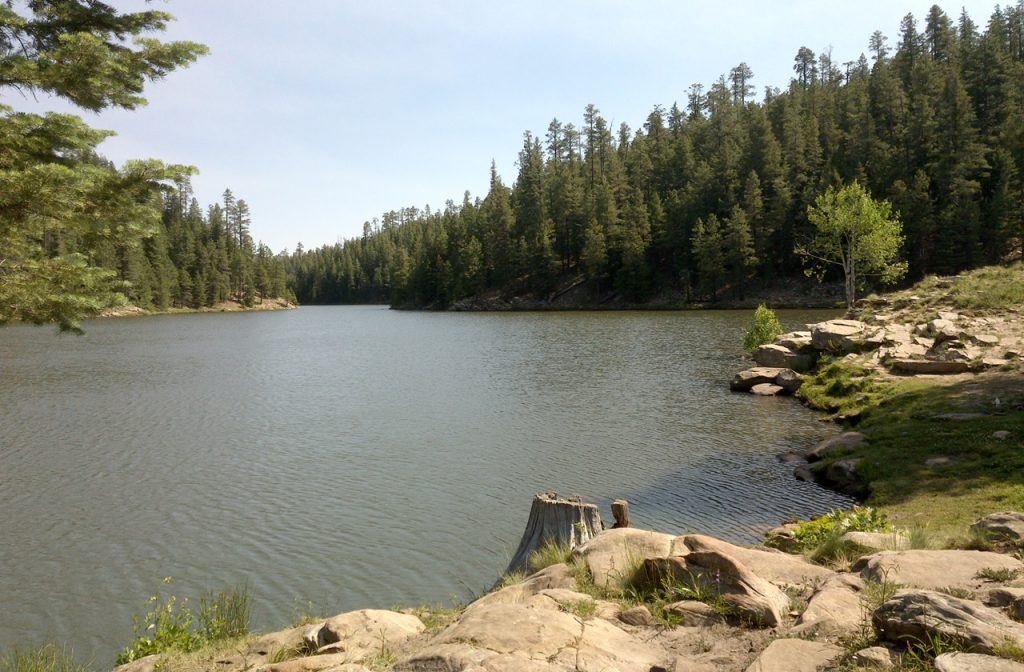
[611,499,630,528]
[505,492,603,576]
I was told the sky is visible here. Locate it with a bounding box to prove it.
[11,0,1005,253]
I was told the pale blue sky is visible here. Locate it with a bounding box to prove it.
[15,1,1003,252]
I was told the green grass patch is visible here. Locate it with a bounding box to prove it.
[527,538,573,573]
[949,263,1024,311]
[975,566,1022,583]
[797,358,895,419]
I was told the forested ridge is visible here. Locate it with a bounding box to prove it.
[287,4,1024,308]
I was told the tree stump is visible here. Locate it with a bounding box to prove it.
[505,492,603,575]
[611,499,630,528]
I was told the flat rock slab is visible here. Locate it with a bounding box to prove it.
[744,638,843,672]
[305,610,425,659]
[676,534,834,588]
[873,590,1024,655]
[811,319,867,352]
[750,383,785,396]
[935,652,1024,671]
[573,527,674,588]
[853,550,1024,590]
[731,367,785,391]
[753,344,814,372]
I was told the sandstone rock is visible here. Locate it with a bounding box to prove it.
[774,369,803,393]
[304,610,424,659]
[791,574,866,637]
[256,656,357,672]
[663,600,726,626]
[891,358,971,374]
[731,367,786,392]
[618,605,656,626]
[971,512,1024,544]
[938,311,960,322]
[573,528,674,588]
[811,320,867,352]
[776,331,812,351]
[676,534,834,587]
[249,626,310,657]
[394,643,549,672]
[750,383,785,396]
[852,646,895,668]
[744,638,843,672]
[112,655,161,672]
[873,590,1024,655]
[1010,596,1024,622]
[934,652,1024,672]
[753,344,814,372]
[853,550,1024,590]
[644,550,791,627]
[473,563,577,609]
[840,531,910,551]
[979,586,1024,608]
[425,602,666,672]
[765,524,800,552]
[804,431,868,462]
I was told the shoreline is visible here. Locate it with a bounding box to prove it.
[99,297,296,319]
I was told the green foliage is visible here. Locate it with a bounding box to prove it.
[742,304,783,353]
[116,580,251,665]
[527,538,573,573]
[975,566,1022,583]
[0,645,91,672]
[789,506,894,551]
[798,182,907,307]
[796,358,893,418]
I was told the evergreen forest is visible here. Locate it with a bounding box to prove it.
[286,4,1024,308]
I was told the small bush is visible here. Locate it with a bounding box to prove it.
[790,506,894,552]
[742,304,783,353]
[1,645,90,672]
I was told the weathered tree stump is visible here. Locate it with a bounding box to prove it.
[611,499,630,528]
[505,492,603,575]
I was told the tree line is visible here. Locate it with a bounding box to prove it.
[286,4,1024,308]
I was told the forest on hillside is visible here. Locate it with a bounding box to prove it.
[286,4,1024,308]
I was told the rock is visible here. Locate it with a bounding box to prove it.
[573,528,674,588]
[916,318,955,337]
[774,369,803,393]
[938,311,961,322]
[776,331,812,351]
[1011,596,1024,622]
[643,550,791,627]
[934,652,1024,672]
[811,320,867,352]
[662,600,726,626]
[820,457,867,497]
[891,358,971,374]
[980,358,1009,369]
[853,550,1024,590]
[304,610,424,659]
[417,602,666,672]
[618,605,656,626]
[744,639,843,672]
[765,524,800,552]
[676,534,834,587]
[750,383,785,396]
[852,646,895,668]
[731,367,786,392]
[112,655,161,672]
[873,590,1024,655]
[791,574,867,637]
[753,344,814,372]
[971,512,1024,544]
[840,531,910,551]
[257,656,358,672]
[993,431,1013,440]
[971,334,1001,346]
[474,563,577,609]
[793,465,814,482]
[979,586,1024,608]
[805,431,868,462]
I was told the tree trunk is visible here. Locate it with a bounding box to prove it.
[611,499,630,528]
[505,492,603,575]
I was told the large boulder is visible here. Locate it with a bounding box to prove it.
[744,639,843,672]
[810,320,867,352]
[643,550,791,627]
[804,431,868,462]
[971,512,1024,545]
[675,534,834,588]
[791,574,867,637]
[776,331,813,351]
[303,610,424,658]
[853,550,1024,590]
[572,528,674,588]
[935,653,1024,671]
[753,344,814,372]
[873,590,1024,655]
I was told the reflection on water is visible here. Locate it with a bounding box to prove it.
[0,306,849,664]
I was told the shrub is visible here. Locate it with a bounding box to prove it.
[742,305,783,353]
[789,506,893,552]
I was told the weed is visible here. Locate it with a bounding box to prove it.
[906,525,934,550]
[527,538,573,573]
[364,630,396,672]
[197,584,251,641]
[900,631,969,668]
[975,566,1022,583]
[0,645,91,672]
[495,569,526,589]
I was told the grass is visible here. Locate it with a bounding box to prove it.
[0,646,91,672]
[797,358,895,420]
[527,538,573,573]
[975,566,1022,583]
[404,602,464,634]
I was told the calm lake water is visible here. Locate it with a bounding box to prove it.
[0,306,852,665]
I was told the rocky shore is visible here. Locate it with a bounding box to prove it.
[114,513,1024,672]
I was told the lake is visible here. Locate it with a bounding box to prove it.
[0,306,851,665]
